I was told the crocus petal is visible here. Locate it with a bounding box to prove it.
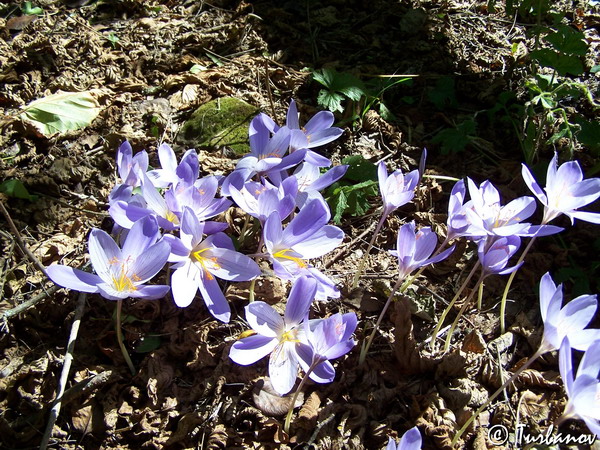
[246,302,282,337]
[130,240,170,283]
[568,210,600,224]
[129,284,170,300]
[280,199,330,249]
[46,265,101,293]
[230,334,278,365]
[109,200,152,229]
[286,99,300,129]
[121,216,160,259]
[521,163,548,205]
[158,143,178,173]
[203,247,261,281]
[539,272,561,323]
[291,225,344,259]
[304,110,334,134]
[399,426,422,450]
[88,228,122,283]
[171,262,200,307]
[308,360,336,383]
[269,342,299,395]
[305,127,343,148]
[263,211,283,254]
[310,164,348,192]
[284,276,317,325]
[559,338,575,395]
[306,267,340,299]
[198,273,231,323]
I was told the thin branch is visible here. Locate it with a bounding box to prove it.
[40,292,87,450]
[0,200,48,277]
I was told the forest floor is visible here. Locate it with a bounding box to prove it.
[1,0,599,448]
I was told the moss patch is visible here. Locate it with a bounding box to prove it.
[176,97,259,155]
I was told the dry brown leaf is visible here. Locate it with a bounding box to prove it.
[392,299,437,375]
[252,377,304,417]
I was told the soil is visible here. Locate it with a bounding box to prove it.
[1,0,599,449]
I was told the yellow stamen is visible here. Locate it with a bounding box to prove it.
[111,271,138,292]
[191,248,219,280]
[238,329,257,340]
[273,249,307,268]
[165,210,179,224]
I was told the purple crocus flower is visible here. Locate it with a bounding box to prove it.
[558,338,600,438]
[164,208,261,322]
[46,216,170,300]
[522,153,600,224]
[284,99,343,151]
[387,427,422,450]
[446,179,470,239]
[229,176,298,224]
[296,312,357,384]
[477,235,522,276]
[389,221,454,279]
[377,155,423,219]
[538,272,600,353]
[263,199,344,299]
[146,144,199,189]
[463,178,562,238]
[292,162,348,209]
[115,141,149,187]
[229,276,318,395]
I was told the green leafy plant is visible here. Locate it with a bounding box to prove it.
[22,1,43,15]
[431,119,477,155]
[325,155,378,224]
[312,68,413,126]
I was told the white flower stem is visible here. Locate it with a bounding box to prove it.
[430,260,481,352]
[116,299,136,376]
[443,273,485,353]
[284,360,319,434]
[499,235,538,333]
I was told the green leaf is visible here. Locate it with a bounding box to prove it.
[431,119,476,154]
[428,76,457,110]
[19,90,101,137]
[317,89,345,113]
[574,117,600,152]
[22,1,43,15]
[530,49,584,76]
[544,25,588,56]
[135,334,162,353]
[189,64,207,74]
[0,179,38,201]
[342,154,378,181]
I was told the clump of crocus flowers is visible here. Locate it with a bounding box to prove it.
[44,95,600,445]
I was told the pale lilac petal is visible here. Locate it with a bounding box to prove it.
[521,163,548,205]
[246,302,282,337]
[324,340,356,360]
[285,276,317,325]
[130,240,170,282]
[203,247,261,281]
[117,141,133,181]
[303,149,331,167]
[158,143,178,173]
[46,265,101,293]
[268,342,299,394]
[286,99,300,129]
[88,229,121,283]
[387,437,398,450]
[569,328,600,353]
[291,225,344,259]
[500,196,537,223]
[308,360,335,383]
[121,216,160,259]
[568,210,600,224]
[559,338,574,395]
[539,272,561,323]
[412,228,437,263]
[129,284,170,300]
[304,110,334,134]
[171,262,200,307]
[306,127,343,147]
[306,267,340,299]
[310,165,348,192]
[555,160,583,185]
[230,334,278,365]
[198,273,231,322]
[399,427,422,450]
[109,200,152,229]
[289,128,309,151]
[280,199,329,249]
[263,211,283,254]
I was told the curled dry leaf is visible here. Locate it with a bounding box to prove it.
[296,390,322,429]
[392,299,436,375]
[206,423,228,450]
[252,377,304,417]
